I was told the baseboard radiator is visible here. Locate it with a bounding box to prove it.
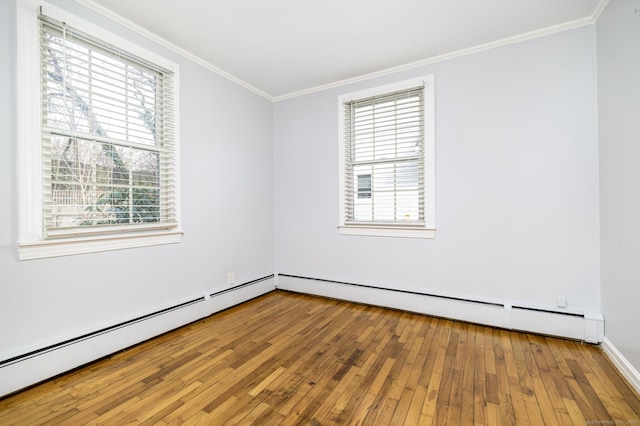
[0,275,275,398]
[276,274,604,344]
[0,273,607,398]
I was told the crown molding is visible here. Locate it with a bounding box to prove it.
[274,11,606,101]
[591,0,611,21]
[72,0,274,101]
[71,0,609,103]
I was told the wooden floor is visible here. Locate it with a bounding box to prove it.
[1,291,639,425]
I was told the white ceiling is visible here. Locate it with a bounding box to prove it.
[83,0,605,99]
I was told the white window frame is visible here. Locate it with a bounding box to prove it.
[338,75,435,238]
[17,0,181,260]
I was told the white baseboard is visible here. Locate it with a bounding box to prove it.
[276,275,604,343]
[601,337,640,396]
[0,276,275,398]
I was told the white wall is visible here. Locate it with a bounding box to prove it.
[0,0,273,364]
[274,26,601,316]
[598,0,640,372]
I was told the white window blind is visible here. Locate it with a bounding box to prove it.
[39,15,177,238]
[343,87,425,225]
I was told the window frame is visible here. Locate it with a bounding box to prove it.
[338,75,435,239]
[17,0,182,260]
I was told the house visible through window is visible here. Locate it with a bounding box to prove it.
[357,174,371,199]
[338,75,435,238]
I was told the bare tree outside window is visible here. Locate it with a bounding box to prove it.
[41,20,167,231]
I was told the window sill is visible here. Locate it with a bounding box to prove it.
[18,230,183,260]
[338,225,435,239]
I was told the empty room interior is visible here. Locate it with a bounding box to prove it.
[1,0,640,424]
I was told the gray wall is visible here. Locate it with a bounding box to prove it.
[598,0,640,371]
[274,26,601,315]
[0,0,274,360]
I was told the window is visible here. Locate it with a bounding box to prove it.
[17,2,181,259]
[338,76,435,238]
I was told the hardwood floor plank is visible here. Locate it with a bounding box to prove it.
[405,384,428,425]
[419,319,452,424]
[500,330,531,425]
[346,356,395,425]
[486,401,503,426]
[530,374,561,425]
[330,315,397,423]
[512,334,552,425]
[315,364,360,423]
[498,392,518,426]
[1,291,639,425]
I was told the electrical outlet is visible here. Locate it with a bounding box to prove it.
[227,272,235,285]
[556,298,567,308]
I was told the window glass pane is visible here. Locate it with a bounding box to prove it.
[357,174,371,199]
[396,191,420,222]
[42,24,159,147]
[50,135,160,228]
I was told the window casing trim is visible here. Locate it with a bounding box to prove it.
[338,225,435,239]
[337,75,435,238]
[17,0,181,259]
[18,230,182,260]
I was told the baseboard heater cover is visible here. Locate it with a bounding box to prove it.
[0,275,275,398]
[276,274,603,343]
